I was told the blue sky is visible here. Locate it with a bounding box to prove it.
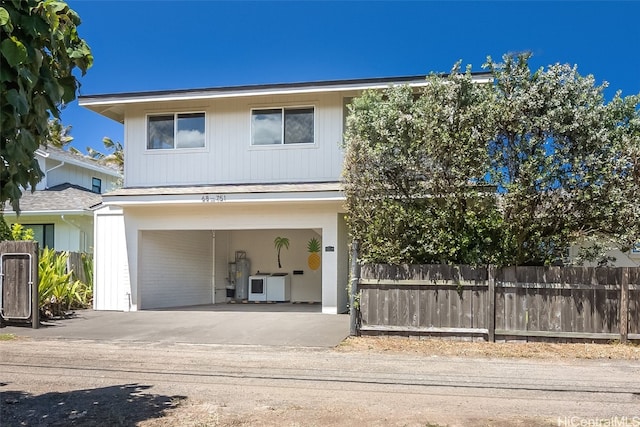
[62,0,640,153]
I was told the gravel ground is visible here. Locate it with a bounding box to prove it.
[2,335,639,426]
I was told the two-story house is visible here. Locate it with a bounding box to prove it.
[80,75,492,314]
[3,145,122,252]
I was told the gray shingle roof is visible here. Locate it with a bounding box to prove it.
[3,183,102,213]
[37,145,122,176]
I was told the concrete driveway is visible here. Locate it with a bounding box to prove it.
[0,304,350,347]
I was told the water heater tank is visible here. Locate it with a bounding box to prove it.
[235,257,250,300]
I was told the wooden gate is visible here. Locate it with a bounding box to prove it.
[0,241,39,328]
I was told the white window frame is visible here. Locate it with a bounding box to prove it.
[146,111,207,151]
[250,106,316,147]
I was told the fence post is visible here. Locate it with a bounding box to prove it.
[487,265,495,342]
[31,245,39,329]
[620,267,629,344]
[349,240,360,336]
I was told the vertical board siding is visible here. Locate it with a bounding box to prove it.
[359,264,640,341]
[125,93,345,188]
[94,208,127,311]
[139,230,212,309]
[46,162,118,193]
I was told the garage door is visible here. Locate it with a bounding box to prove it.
[139,230,213,309]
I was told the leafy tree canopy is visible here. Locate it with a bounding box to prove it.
[0,0,93,212]
[343,53,640,266]
[86,136,124,171]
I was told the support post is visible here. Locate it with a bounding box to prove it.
[620,267,629,344]
[487,265,495,342]
[31,242,39,329]
[349,240,360,336]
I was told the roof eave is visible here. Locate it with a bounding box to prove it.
[2,209,94,217]
[79,73,493,122]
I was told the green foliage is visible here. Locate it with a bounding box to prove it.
[0,0,93,212]
[343,54,640,266]
[10,223,35,241]
[486,53,640,265]
[0,214,11,241]
[86,136,124,171]
[77,252,94,304]
[38,248,91,317]
[47,118,74,148]
[344,64,504,265]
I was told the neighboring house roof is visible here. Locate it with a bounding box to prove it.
[37,145,122,178]
[79,73,493,123]
[3,183,102,215]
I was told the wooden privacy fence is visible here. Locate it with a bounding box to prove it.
[358,264,640,342]
[66,251,90,285]
[0,241,39,328]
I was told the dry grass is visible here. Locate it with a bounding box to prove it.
[337,336,640,360]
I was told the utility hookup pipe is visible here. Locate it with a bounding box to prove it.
[349,240,360,336]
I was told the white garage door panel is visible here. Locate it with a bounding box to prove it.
[140,230,212,309]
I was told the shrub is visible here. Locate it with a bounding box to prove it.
[38,248,91,317]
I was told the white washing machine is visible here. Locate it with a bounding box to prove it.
[248,274,269,301]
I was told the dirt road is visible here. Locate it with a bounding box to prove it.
[1,339,639,426]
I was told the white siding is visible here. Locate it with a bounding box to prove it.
[94,206,129,311]
[5,214,92,253]
[139,230,213,309]
[46,162,118,193]
[123,92,346,187]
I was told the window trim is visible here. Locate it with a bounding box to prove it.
[92,177,102,193]
[145,111,207,151]
[250,105,316,147]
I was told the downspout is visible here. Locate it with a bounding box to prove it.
[46,161,66,174]
[45,161,65,189]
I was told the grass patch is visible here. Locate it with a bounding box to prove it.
[0,333,17,341]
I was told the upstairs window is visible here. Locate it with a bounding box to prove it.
[92,177,102,193]
[251,107,314,145]
[147,112,205,149]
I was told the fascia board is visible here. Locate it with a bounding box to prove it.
[2,210,92,217]
[102,191,345,206]
[79,76,493,108]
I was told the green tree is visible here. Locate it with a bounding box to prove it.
[0,0,93,212]
[47,118,74,148]
[344,64,502,265]
[0,213,10,241]
[486,53,640,265]
[343,54,640,266]
[87,136,124,171]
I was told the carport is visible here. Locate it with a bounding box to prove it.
[137,228,324,309]
[94,193,350,314]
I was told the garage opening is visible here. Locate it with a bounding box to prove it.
[139,230,213,309]
[139,229,322,310]
[214,229,323,305]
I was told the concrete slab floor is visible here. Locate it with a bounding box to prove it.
[0,305,351,348]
